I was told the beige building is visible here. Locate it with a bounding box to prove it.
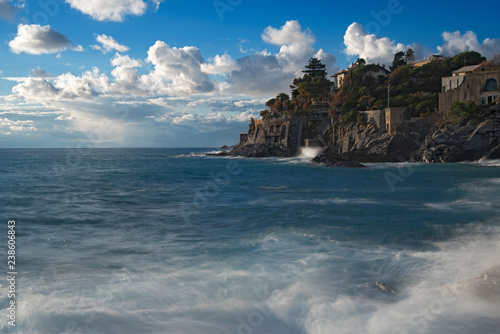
[439,62,500,113]
[385,107,406,135]
[361,107,406,135]
[332,69,349,88]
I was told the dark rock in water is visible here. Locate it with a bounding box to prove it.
[313,148,365,168]
[207,151,230,157]
[220,145,230,150]
[229,143,291,158]
[415,144,465,163]
[375,281,396,294]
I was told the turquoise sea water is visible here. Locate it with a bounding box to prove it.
[1,148,500,334]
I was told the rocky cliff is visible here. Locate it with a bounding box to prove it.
[314,117,500,166]
[227,113,500,166]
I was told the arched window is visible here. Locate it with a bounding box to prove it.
[281,125,287,139]
[484,79,498,92]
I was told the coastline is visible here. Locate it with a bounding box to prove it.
[218,116,500,167]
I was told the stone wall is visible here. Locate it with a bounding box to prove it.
[361,110,385,130]
[240,116,305,155]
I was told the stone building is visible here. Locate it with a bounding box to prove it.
[332,69,349,89]
[439,63,500,113]
[332,64,390,89]
[240,116,305,155]
[385,107,406,135]
[360,107,407,135]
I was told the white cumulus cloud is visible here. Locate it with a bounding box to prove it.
[65,0,162,22]
[437,30,500,59]
[141,41,214,95]
[229,20,337,96]
[343,22,409,66]
[201,54,241,75]
[9,24,83,55]
[92,34,130,54]
[110,53,144,95]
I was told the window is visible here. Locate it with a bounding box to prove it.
[443,86,446,93]
[484,79,498,92]
[482,96,487,105]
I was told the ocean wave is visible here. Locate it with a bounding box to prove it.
[247,197,379,207]
[474,158,500,167]
[424,199,491,211]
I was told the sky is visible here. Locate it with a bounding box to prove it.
[0,0,499,148]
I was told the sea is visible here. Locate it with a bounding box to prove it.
[1,147,500,334]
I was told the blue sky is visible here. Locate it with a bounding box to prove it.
[0,0,499,148]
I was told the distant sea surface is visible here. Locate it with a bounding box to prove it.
[1,148,500,334]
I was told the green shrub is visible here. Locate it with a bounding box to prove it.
[448,101,479,121]
[341,100,358,113]
[342,110,360,123]
[415,100,436,114]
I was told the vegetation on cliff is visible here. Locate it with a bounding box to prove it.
[333,51,487,119]
[260,57,333,119]
[259,51,489,128]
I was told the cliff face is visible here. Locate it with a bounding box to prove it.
[231,112,500,165]
[411,119,500,162]
[322,118,500,164]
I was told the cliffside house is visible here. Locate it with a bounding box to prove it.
[332,64,390,89]
[439,62,500,113]
[332,69,349,89]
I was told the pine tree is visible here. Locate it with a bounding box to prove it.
[405,48,415,63]
[303,58,327,78]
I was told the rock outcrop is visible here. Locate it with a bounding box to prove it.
[312,147,365,168]
[410,119,500,163]
[330,118,500,164]
[228,143,292,158]
[226,111,500,166]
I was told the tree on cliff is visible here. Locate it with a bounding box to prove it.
[289,58,332,111]
[405,48,415,63]
[446,51,486,71]
[266,93,290,112]
[355,58,366,67]
[390,51,407,71]
[303,58,327,78]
